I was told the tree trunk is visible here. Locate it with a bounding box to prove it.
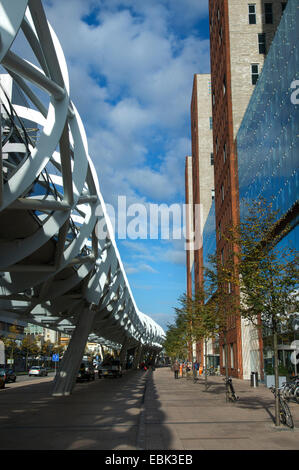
[205,339,208,391]
[273,328,280,426]
[224,331,229,379]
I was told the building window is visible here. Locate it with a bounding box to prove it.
[230,344,234,369]
[222,345,226,366]
[210,152,214,165]
[221,248,224,264]
[211,189,215,200]
[264,3,273,24]
[219,26,223,44]
[212,92,215,106]
[248,4,256,24]
[218,222,221,240]
[228,281,232,294]
[258,33,266,54]
[281,2,287,13]
[223,74,226,95]
[209,117,213,129]
[251,64,259,85]
[223,143,227,162]
[221,184,224,201]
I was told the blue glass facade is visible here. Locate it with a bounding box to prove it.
[236,0,298,241]
[202,199,216,292]
[236,0,298,378]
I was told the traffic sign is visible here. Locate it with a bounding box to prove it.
[52,353,59,362]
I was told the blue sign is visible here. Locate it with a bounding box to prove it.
[52,354,59,362]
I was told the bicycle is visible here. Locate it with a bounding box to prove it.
[224,377,239,402]
[295,380,299,404]
[288,377,299,404]
[281,377,299,404]
[270,386,294,429]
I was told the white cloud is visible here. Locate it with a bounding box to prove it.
[124,262,158,274]
[4,0,210,331]
[42,0,210,207]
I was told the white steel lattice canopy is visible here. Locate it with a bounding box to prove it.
[0,0,165,353]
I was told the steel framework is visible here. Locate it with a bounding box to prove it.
[0,0,164,394]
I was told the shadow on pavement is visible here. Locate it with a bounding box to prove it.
[0,369,170,451]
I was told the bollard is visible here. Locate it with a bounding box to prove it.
[251,371,259,387]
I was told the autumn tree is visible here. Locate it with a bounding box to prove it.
[226,198,299,426]
[2,324,21,365]
[164,294,194,360]
[21,335,40,370]
[204,249,240,381]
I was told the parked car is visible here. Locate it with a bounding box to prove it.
[4,368,16,383]
[76,362,95,382]
[0,369,6,389]
[98,358,122,379]
[28,366,48,377]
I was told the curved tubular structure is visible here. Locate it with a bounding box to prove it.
[0,0,165,395]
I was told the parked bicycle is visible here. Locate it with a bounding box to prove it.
[280,377,299,404]
[270,386,294,428]
[207,366,221,376]
[224,377,239,402]
[203,367,216,376]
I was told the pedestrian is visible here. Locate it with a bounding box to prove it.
[193,360,199,378]
[173,360,179,379]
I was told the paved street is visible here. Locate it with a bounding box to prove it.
[141,368,299,450]
[0,367,298,451]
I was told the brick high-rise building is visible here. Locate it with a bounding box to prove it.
[190,74,214,294]
[186,74,214,364]
[185,155,194,362]
[208,0,287,378]
[185,155,194,301]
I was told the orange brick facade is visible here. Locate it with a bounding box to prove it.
[209,0,242,378]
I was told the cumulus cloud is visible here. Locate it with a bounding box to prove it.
[9,1,210,325]
[124,262,158,275]
[42,0,210,208]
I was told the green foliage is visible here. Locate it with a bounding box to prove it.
[164,284,229,360]
[231,198,299,330]
[21,335,40,356]
[265,364,274,375]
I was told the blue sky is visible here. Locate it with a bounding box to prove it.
[43,0,211,331]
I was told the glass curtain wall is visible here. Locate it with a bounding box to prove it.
[236,0,299,379]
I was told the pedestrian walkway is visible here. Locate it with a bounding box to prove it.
[0,367,298,451]
[141,367,299,450]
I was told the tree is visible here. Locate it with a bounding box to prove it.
[164,292,197,361]
[190,289,219,390]
[165,285,231,390]
[228,198,299,426]
[2,324,21,365]
[53,342,65,356]
[21,335,40,371]
[204,250,239,381]
[41,340,54,367]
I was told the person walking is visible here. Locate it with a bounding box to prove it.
[173,360,179,379]
[193,360,199,379]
